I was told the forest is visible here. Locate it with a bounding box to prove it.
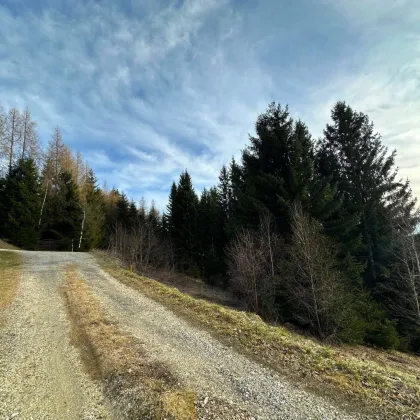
[0,101,419,353]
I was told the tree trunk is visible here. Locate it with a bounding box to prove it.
[38,181,49,227]
[79,206,86,250]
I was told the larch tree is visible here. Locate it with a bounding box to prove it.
[20,108,40,163]
[1,108,22,175]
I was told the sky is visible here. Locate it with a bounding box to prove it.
[0,0,419,211]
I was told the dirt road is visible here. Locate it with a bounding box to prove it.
[0,251,362,419]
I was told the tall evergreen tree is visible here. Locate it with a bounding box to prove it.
[319,101,417,289]
[116,192,131,227]
[102,188,120,246]
[3,159,41,249]
[82,169,105,250]
[148,200,160,230]
[128,200,139,228]
[167,171,199,272]
[236,102,340,237]
[218,164,232,220]
[198,187,225,281]
[42,170,82,249]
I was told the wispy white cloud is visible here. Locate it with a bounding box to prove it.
[307,0,420,201]
[0,0,418,209]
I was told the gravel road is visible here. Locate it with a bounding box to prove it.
[0,250,111,420]
[0,251,363,419]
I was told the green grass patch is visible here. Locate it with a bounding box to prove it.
[95,252,420,419]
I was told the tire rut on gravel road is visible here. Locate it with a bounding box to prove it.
[77,253,361,420]
[0,251,362,420]
[0,251,111,420]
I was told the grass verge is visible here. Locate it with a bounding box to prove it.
[0,251,21,327]
[0,239,20,250]
[95,252,420,419]
[63,265,197,420]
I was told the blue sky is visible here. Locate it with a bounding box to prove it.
[0,0,419,210]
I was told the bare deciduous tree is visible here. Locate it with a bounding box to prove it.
[39,127,79,228]
[227,212,280,317]
[109,217,174,274]
[285,202,346,340]
[384,209,420,332]
[21,108,40,162]
[0,104,6,174]
[1,108,22,174]
[47,127,67,181]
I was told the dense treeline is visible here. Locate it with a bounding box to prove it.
[0,101,419,352]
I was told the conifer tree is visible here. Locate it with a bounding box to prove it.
[166,182,178,236]
[148,200,160,230]
[82,169,105,250]
[198,187,225,280]
[102,188,120,246]
[236,102,340,237]
[3,159,41,249]
[319,101,417,289]
[42,170,82,249]
[116,192,131,228]
[167,171,199,272]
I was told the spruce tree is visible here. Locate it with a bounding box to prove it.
[42,170,82,249]
[3,159,41,249]
[218,164,231,220]
[128,200,138,227]
[147,200,160,230]
[319,101,417,289]
[237,102,340,236]
[138,197,147,223]
[198,187,225,281]
[83,169,105,250]
[116,192,131,228]
[167,171,199,273]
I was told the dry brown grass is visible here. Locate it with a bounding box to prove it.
[0,251,21,327]
[96,251,242,309]
[95,253,420,419]
[0,239,20,250]
[63,265,197,419]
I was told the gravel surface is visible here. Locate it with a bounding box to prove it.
[0,251,365,419]
[79,253,363,420]
[0,251,111,420]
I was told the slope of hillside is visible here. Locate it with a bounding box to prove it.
[0,239,20,250]
[95,252,420,419]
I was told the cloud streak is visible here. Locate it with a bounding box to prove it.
[0,0,418,209]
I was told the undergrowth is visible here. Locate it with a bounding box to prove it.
[95,252,420,419]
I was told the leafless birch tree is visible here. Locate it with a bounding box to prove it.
[384,209,420,333]
[227,212,280,317]
[109,215,174,273]
[285,202,346,340]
